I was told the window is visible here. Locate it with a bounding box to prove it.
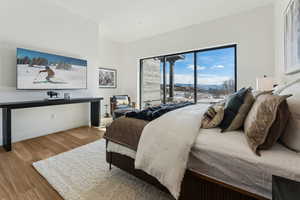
[140,45,236,108]
[196,47,236,103]
[164,53,195,103]
[140,58,163,107]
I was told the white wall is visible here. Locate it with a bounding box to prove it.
[0,1,276,144]
[97,31,124,116]
[274,0,300,83]
[0,0,100,144]
[120,5,275,103]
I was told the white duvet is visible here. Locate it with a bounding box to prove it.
[134,104,209,199]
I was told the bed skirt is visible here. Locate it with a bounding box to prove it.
[106,151,269,200]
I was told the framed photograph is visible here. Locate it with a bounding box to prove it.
[17,48,87,90]
[98,68,117,88]
[284,0,300,74]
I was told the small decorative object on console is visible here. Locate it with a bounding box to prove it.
[47,91,59,99]
[64,93,71,100]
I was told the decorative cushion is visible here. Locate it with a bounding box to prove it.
[244,93,291,156]
[277,82,300,152]
[261,100,290,149]
[252,90,273,98]
[223,89,255,132]
[219,87,251,132]
[201,104,224,129]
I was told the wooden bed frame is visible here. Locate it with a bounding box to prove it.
[105,144,270,200]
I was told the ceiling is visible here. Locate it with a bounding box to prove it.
[47,0,276,43]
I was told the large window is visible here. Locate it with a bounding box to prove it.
[140,45,236,108]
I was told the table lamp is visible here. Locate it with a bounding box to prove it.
[256,75,274,91]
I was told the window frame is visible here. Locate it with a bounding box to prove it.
[139,44,237,108]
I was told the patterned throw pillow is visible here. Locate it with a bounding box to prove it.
[223,89,255,132]
[219,87,252,132]
[201,104,225,129]
[244,93,292,156]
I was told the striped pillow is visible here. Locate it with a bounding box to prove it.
[201,104,224,129]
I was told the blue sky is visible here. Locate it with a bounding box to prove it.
[17,48,87,67]
[163,47,235,85]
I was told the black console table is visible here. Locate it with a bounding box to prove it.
[0,97,103,152]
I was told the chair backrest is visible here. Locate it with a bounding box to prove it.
[110,95,131,114]
[111,95,130,105]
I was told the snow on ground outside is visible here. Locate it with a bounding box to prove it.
[17,64,87,89]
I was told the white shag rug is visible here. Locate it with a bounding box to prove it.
[33,139,172,200]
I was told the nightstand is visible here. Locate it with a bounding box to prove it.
[273,175,300,200]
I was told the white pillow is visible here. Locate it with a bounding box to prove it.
[279,82,300,152]
[273,78,300,94]
[282,117,300,152]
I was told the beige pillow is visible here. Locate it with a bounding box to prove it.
[277,82,300,152]
[261,100,290,149]
[224,90,255,132]
[201,105,224,129]
[244,94,291,156]
[252,90,273,98]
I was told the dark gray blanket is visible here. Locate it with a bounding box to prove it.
[125,101,193,121]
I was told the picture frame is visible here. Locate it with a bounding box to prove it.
[98,68,117,88]
[284,0,300,74]
[17,48,88,90]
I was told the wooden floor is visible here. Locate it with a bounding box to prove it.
[0,126,103,200]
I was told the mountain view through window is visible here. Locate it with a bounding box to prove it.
[140,45,236,108]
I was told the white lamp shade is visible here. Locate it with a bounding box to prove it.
[256,77,274,91]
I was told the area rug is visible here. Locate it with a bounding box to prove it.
[33,139,172,200]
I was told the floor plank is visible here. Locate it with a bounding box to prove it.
[0,126,103,200]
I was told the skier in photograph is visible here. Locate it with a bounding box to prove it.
[39,66,55,82]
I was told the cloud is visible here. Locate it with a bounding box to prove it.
[210,65,225,69]
[187,64,225,70]
[198,74,231,85]
[174,74,194,84]
[166,73,231,85]
[187,64,206,70]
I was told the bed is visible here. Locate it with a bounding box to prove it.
[105,140,266,200]
[104,80,300,200]
[106,128,300,200]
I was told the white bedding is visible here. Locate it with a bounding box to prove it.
[107,129,300,199]
[190,128,300,199]
[134,104,208,199]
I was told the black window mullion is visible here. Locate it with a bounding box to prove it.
[194,52,197,104]
[234,46,237,92]
[139,59,143,109]
[163,57,166,104]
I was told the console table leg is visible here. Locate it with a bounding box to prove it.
[91,101,100,127]
[2,108,12,152]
